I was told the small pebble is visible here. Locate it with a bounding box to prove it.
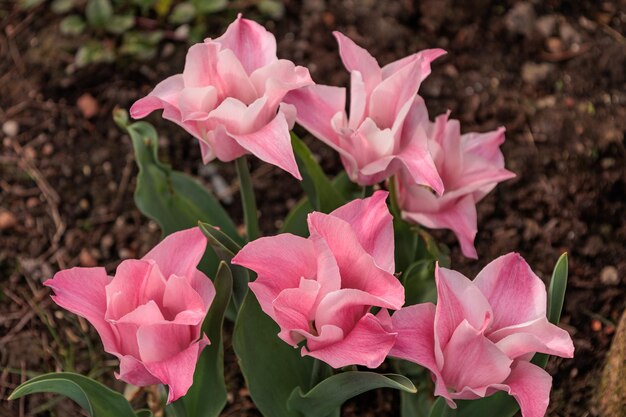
[79,248,97,267]
[0,210,17,230]
[77,93,99,119]
[2,120,19,137]
[592,319,602,332]
[600,266,619,285]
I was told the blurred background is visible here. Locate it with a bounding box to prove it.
[1,0,625,415]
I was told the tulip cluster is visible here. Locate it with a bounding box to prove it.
[27,14,574,417]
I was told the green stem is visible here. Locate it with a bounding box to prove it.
[362,185,374,198]
[236,156,260,241]
[388,176,401,219]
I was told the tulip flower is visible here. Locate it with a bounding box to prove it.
[130,15,314,180]
[390,253,574,417]
[395,111,515,258]
[232,191,404,368]
[284,32,445,190]
[44,228,214,403]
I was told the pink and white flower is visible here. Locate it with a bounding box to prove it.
[285,32,445,189]
[130,15,314,179]
[390,253,574,417]
[44,228,214,403]
[232,191,404,368]
[395,110,515,258]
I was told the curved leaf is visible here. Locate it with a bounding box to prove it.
[233,293,315,417]
[9,372,136,417]
[428,392,520,417]
[291,133,346,213]
[182,261,233,417]
[547,252,568,324]
[125,121,241,278]
[288,372,416,417]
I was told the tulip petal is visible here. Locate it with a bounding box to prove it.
[403,194,479,259]
[130,75,184,119]
[284,84,346,149]
[105,260,166,322]
[397,124,444,196]
[307,212,404,308]
[333,31,381,94]
[44,268,117,354]
[215,48,258,104]
[497,361,552,417]
[144,335,209,403]
[233,234,317,318]
[314,288,392,332]
[369,58,423,129]
[214,14,277,74]
[228,110,301,179]
[303,312,396,368]
[441,320,513,392]
[182,42,220,88]
[381,49,446,80]
[142,227,207,280]
[272,278,320,346]
[250,59,313,109]
[492,316,574,359]
[434,265,492,358]
[137,322,199,363]
[116,355,161,386]
[162,275,212,325]
[329,191,394,273]
[473,253,548,330]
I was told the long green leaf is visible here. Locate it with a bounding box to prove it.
[198,222,249,315]
[182,262,233,417]
[125,121,241,277]
[280,171,356,236]
[291,133,346,213]
[429,392,520,417]
[288,372,416,417]
[235,156,260,241]
[233,293,315,417]
[9,372,136,417]
[533,252,569,368]
[547,252,568,324]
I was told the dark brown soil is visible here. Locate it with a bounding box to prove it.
[1,1,625,416]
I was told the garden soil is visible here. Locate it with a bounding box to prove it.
[1,0,625,416]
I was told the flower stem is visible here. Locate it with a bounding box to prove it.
[236,156,260,241]
[388,176,401,219]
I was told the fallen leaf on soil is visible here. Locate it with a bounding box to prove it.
[596,308,626,415]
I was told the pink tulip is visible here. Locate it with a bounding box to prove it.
[390,253,574,417]
[44,228,215,403]
[284,32,445,190]
[130,15,313,180]
[232,191,404,368]
[394,110,515,258]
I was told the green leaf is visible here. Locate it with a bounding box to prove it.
[86,0,114,28]
[18,0,44,9]
[402,259,437,306]
[60,15,87,36]
[233,293,315,417]
[169,2,196,24]
[135,410,154,417]
[192,0,228,14]
[9,372,136,417]
[198,222,249,316]
[182,261,232,417]
[235,156,260,241]
[257,0,284,19]
[125,121,240,278]
[394,218,419,273]
[291,133,346,213]
[533,252,569,368]
[430,392,520,417]
[75,41,115,67]
[51,0,77,14]
[288,372,416,417]
[106,14,135,35]
[547,252,568,324]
